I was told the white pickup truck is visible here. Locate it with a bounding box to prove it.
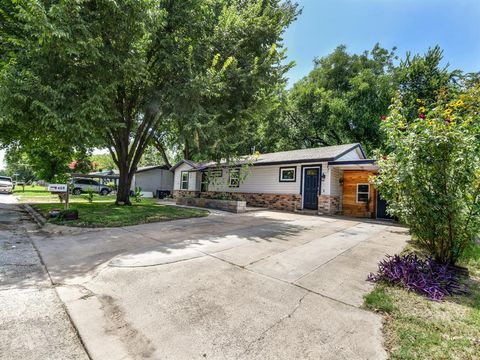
[0,176,14,194]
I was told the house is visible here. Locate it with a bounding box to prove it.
[171,143,391,219]
[131,165,174,196]
[77,165,174,197]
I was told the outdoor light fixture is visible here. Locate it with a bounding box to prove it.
[321,172,326,181]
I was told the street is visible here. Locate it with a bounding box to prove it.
[0,194,88,359]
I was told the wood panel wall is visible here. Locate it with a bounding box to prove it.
[342,170,376,218]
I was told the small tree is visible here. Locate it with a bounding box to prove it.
[201,152,259,199]
[372,84,480,265]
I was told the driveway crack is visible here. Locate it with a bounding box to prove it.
[236,292,308,359]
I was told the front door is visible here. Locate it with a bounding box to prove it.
[303,168,319,210]
[201,172,207,192]
[376,191,392,219]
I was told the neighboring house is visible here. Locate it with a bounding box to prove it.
[171,143,391,219]
[79,165,174,196]
[131,165,174,195]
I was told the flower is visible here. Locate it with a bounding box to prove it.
[444,108,453,116]
[454,99,464,107]
[419,106,426,113]
[380,115,387,121]
[382,155,388,161]
[419,113,426,120]
[68,161,78,170]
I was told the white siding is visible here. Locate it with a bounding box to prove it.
[206,162,336,195]
[329,167,343,197]
[173,163,199,191]
[336,147,364,161]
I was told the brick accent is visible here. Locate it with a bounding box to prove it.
[201,191,302,212]
[318,195,341,215]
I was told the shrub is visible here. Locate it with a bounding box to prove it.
[107,181,117,191]
[372,85,480,264]
[367,254,467,301]
[83,186,95,203]
[58,209,79,221]
[132,186,143,203]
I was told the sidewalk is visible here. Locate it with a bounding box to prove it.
[0,199,89,360]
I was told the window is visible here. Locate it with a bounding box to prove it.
[180,171,189,190]
[228,169,240,188]
[279,167,296,182]
[357,184,370,203]
[208,169,222,178]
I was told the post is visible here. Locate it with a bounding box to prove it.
[65,182,69,210]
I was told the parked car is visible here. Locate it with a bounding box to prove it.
[0,176,14,194]
[71,178,112,196]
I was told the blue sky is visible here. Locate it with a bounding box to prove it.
[1,0,479,169]
[283,0,480,86]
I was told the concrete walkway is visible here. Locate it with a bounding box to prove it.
[30,208,408,359]
[0,195,88,360]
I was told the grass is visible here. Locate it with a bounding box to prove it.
[16,186,208,227]
[364,244,480,360]
[13,184,89,203]
[14,185,52,198]
[32,199,208,227]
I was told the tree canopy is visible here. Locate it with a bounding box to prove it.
[0,0,298,203]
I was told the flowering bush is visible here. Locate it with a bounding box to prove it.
[373,84,480,264]
[367,254,467,301]
[68,159,95,173]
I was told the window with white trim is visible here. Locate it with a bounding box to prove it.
[357,184,370,203]
[279,167,296,182]
[180,171,189,190]
[228,169,240,188]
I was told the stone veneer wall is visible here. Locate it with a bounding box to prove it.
[173,190,200,198]
[201,191,302,212]
[318,195,341,215]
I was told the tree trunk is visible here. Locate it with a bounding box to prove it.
[152,137,171,168]
[116,165,134,205]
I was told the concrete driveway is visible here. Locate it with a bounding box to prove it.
[31,209,409,360]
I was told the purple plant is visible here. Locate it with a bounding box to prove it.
[367,254,468,301]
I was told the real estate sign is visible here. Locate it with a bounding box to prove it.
[48,184,68,193]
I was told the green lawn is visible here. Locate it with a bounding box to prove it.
[364,245,480,359]
[17,185,208,227]
[32,199,208,227]
[14,185,52,198]
[15,185,118,204]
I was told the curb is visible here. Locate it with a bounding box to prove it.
[23,204,47,227]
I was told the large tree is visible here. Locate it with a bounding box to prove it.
[272,44,398,153]
[396,46,460,120]
[0,0,297,204]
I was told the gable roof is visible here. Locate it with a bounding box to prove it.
[171,143,366,171]
[169,159,202,172]
[247,143,365,166]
